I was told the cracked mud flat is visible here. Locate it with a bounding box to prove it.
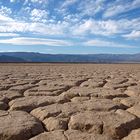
[0,63,140,140]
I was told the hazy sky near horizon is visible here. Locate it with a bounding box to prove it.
[0,0,140,54]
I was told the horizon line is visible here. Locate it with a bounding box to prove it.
[0,51,139,55]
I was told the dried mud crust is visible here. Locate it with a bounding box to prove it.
[0,63,140,140]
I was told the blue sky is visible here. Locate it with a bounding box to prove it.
[0,0,140,54]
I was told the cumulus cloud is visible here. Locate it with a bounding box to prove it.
[0,7,140,41]
[84,39,134,48]
[72,18,140,37]
[0,37,73,46]
[0,13,68,35]
[30,8,48,22]
[0,0,139,49]
[72,19,120,36]
[0,6,12,16]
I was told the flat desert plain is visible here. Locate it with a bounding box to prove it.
[0,63,140,140]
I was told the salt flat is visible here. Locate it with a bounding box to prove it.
[0,63,140,140]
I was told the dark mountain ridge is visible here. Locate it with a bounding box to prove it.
[0,55,26,62]
[0,52,140,63]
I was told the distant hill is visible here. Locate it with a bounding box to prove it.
[0,55,26,62]
[0,52,140,63]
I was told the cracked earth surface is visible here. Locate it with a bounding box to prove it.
[0,63,140,140]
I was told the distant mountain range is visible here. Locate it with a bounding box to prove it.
[0,52,140,63]
[0,54,27,62]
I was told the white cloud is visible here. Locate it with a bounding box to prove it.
[31,0,42,3]
[84,39,134,48]
[0,33,19,37]
[0,37,73,46]
[123,30,140,40]
[57,0,79,17]
[30,0,48,6]
[31,0,38,2]
[72,19,119,36]
[0,11,139,40]
[30,9,48,22]
[24,0,47,4]
[103,0,140,18]
[0,6,12,16]
[28,21,68,35]
[61,0,78,8]
[0,10,140,40]
[0,13,68,35]
[0,1,139,42]
[78,0,105,16]
[23,0,48,9]
[72,17,140,37]
[58,0,105,18]
[0,14,14,23]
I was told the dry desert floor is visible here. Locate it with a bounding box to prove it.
[0,63,140,140]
